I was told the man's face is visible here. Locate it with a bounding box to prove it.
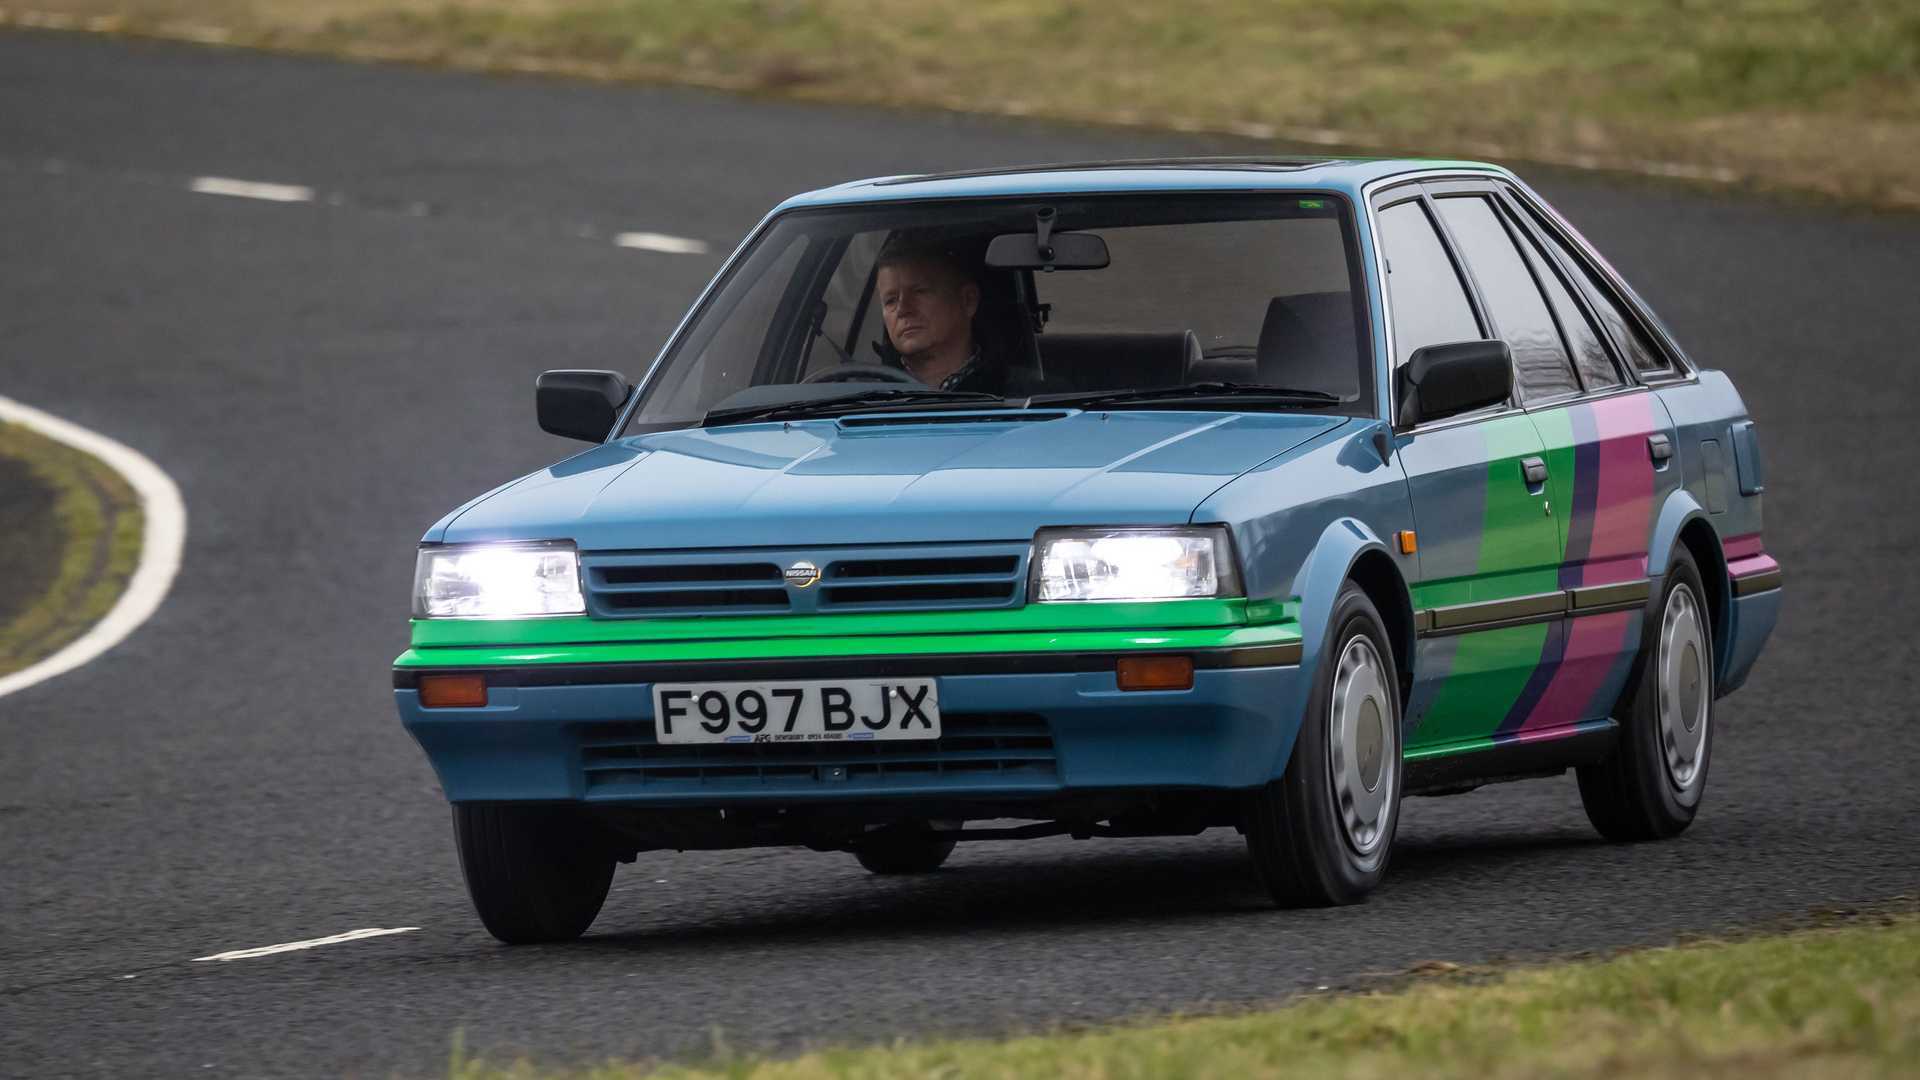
[877,258,979,358]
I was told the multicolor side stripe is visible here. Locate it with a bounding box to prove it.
[1406,393,1668,759]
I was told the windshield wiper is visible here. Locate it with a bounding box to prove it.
[703,388,1006,427]
[1026,382,1343,410]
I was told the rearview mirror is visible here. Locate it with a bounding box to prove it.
[536,369,630,442]
[1396,340,1512,427]
[985,231,1109,271]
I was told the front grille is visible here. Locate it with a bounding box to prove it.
[582,542,1028,618]
[579,713,1056,793]
[585,560,790,616]
[821,554,1021,608]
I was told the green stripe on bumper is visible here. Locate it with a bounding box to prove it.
[396,598,1301,669]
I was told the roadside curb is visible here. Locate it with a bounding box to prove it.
[0,396,186,701]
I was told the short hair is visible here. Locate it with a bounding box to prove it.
[875,231,976,283]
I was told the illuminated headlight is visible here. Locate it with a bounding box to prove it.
[1032,526,1242,602]
[412,543,585,618]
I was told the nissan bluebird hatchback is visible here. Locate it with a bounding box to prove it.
[395,159,1782,943]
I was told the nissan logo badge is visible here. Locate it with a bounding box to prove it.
[784,560,821,588]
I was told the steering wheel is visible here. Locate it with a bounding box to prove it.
[801,363,923,386]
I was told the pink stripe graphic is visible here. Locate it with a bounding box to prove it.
[1519,397,1657,733]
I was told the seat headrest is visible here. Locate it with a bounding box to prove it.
[1256,292,1360,397]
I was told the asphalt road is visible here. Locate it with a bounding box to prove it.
[2,29,1916,1079]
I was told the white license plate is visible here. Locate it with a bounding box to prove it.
[651,678,941,745]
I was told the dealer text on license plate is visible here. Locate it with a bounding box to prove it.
[651,678,940,745]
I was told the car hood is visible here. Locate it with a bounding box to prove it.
[437,410,1351,549]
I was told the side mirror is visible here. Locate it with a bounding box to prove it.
[536,370,630,442]
[1396,340,1512,427]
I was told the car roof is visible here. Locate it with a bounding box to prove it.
[775,157,1512,211]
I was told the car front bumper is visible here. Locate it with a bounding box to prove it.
[395,644,1305,805]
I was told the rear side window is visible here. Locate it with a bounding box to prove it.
[1377,200,1481,366]
[1435,196,1580,401]
[1527,207,1672,377]
[1511,215,1621,391]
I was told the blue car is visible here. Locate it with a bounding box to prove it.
[396,158,1782,943]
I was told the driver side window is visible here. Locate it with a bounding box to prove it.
[1377,199,1482,366]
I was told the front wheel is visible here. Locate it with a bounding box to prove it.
[1242,582,1402,907]
[453,804,616,944]
[1578,547,1715,841]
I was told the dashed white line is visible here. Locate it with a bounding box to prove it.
[191,927,421,962]
[188,175,315,203]
[614,231,709,255]
[0,396,187,702]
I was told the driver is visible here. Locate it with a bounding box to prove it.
[873,236,1006,395]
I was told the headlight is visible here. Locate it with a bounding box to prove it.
[1032,526,1241,602]
[413,543,585,618]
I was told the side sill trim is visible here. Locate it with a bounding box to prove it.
[1405,719,1617,795]
[1426,591,1565,631]
[394,642,1303,689]
[1569,580,1651,611]
[1416,581,1654,638]
[1732,568,1784,597]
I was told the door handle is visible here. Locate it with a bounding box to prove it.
[1522,457,1548,486]
[1648,433,1673,464]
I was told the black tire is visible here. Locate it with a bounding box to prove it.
[1242,582,1403,907]
[852,821,957,875]
[1578,546,1715,842]
[453,803,616,944]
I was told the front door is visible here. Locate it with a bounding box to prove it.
[1373,191,1565,755]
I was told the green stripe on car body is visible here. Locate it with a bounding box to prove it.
[397,597,1302,669]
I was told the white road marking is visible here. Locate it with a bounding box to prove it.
[614,231,709,255]
[191,927,421,962]
[0,397,188,702]
[188,175,315,203]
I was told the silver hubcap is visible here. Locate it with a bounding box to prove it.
[1657,582,1710,799]
[1327,635,1395,858]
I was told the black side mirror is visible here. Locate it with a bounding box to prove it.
[1396,340,1512,427]
[536,370,630,442]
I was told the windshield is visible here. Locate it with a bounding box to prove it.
[623,193,1373,432]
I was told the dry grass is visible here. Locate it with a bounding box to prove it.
[6,0,1919,207]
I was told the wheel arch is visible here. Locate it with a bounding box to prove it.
[1648,490,1731,682]
[1345,547,1415,706]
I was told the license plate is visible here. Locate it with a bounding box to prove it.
[651,678,941,745]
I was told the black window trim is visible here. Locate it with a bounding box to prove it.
[1366,169,1693,436]
[1497,183,1694,383]
[1489,184,1631,392]
[1424,182,1587,406]
[1369,181,1520,431]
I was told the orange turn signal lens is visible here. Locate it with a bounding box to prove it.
[1116,655,1195,692]
[417,673,488,708]
[1397,529,1418,554]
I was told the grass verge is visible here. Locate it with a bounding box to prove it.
[0,420,143,678]
[5,0,1920,209]
[448,909,1920,1079]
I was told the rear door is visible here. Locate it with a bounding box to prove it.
[1374,189,1563,756]
[1430,183,1677,735]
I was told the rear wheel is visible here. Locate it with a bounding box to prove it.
[1242,582,1402,907]
[852,821,956,875]
[1578,547,1715,841]
[453,804,616,944]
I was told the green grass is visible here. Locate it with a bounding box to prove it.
[8,0,1920,208]
[448,912,1920,1079]
[0,421,143,677]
